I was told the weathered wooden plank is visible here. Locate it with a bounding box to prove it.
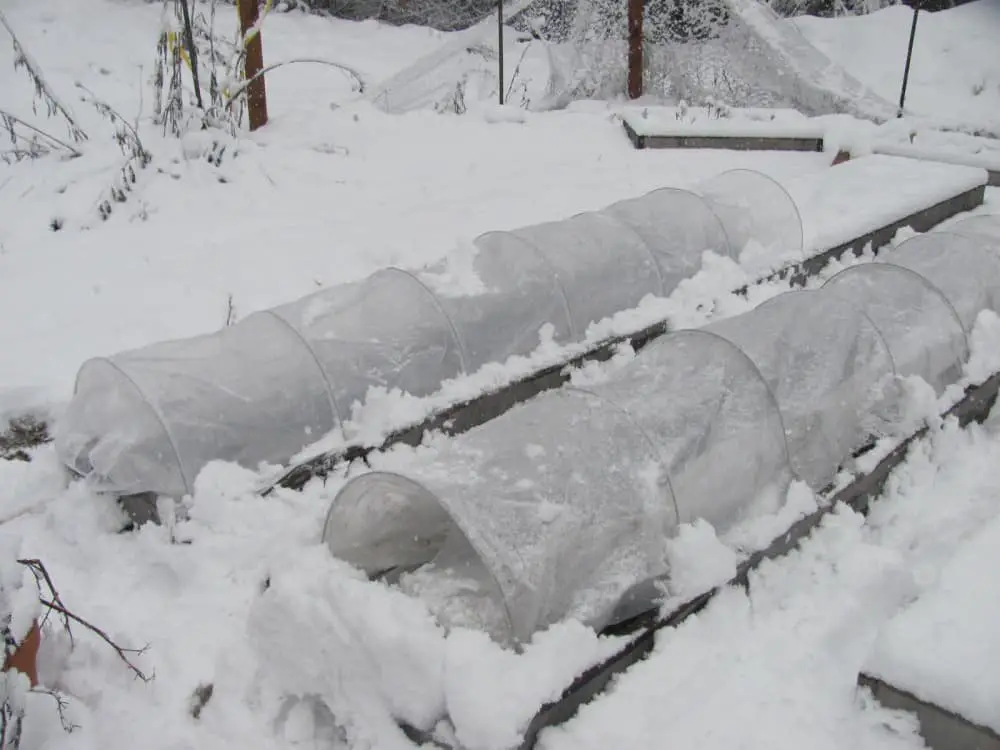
[860,674,1000,750]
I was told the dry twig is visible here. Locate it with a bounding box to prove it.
[17,559,73,646]
[37,598,152,683]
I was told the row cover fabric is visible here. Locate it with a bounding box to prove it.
[324,226,1000,645]
[56,169,802,499]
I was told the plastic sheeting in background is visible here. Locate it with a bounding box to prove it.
[58,168,804,499]
[325,389,671,643]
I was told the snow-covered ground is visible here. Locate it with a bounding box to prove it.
[3,0,1000,749]
[794,0,1000,133]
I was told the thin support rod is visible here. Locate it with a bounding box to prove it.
[498,0,505,105]
[898,5,920,117]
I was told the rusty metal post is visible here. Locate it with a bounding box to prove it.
[238,0,268,131]
[627,0,644,99]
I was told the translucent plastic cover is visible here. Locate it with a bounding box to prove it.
[510,212,664,337]
[696,169,804,259]
[56,313,338,498]
[888,232,1000,333]
[324,389,670,644]
[270,267,466,425]
[824,264,967,393]
[580,330,792,532]
[415,232,573,371]
[947,214,1000,246]
[705,290,895,487]
[603,187,733,293]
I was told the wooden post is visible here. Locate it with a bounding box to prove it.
[238,0,268,131]
[627,0,644,99]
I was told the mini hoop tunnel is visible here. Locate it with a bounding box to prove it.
[55,312,341,498]
[324,388,670,645]
[56,167,810,501]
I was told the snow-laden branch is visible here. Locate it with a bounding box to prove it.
[0,9,88,144]
[0,109,83,158]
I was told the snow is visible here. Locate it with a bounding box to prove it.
[2,0,1000,749]
[862,514,1000,734]
[793,0,1000,134]
[874,140,1000,173]
[781,154,987,251]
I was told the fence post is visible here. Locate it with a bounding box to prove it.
[238,0,268,131]
[627,0,644,99]
[897,2,920,117]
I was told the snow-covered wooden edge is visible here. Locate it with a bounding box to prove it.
[859,674,1000,750]
[622,119,824,152]
[621,107,824,151]
[872,142,1000,187]
[860,514,1000,748]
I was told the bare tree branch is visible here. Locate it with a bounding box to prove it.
[17,559,74,646]
[37,598,152,683]
[29,689,79,733]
